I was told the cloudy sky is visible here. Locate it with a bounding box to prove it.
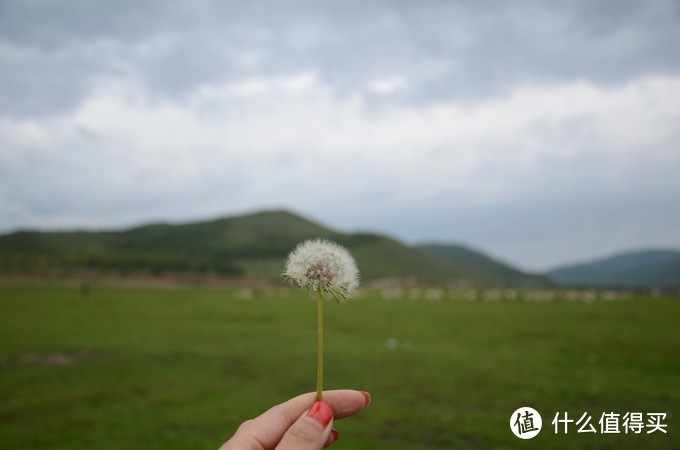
[1,0,680,271]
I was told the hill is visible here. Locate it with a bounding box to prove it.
[0,210,472,284]
[417,244,552,288]
[546,249,680,289]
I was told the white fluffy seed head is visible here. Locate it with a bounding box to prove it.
[283,239,360,301]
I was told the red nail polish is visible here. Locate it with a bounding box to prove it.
[360,391,372,407]
[306,401,333,429]
[330,428,340,443]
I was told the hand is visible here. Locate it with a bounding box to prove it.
[220,389,371,450]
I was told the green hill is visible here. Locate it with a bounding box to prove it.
[0,210,470,283]
[547,249,680,288]
[416,243,552,288]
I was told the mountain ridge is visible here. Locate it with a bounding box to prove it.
[2,209,676,288]
[0,209,471,284]
[416,243,551,287]
[546,249,680,288]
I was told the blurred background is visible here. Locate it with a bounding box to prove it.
[0,1,678,449]
[1,0,679,272]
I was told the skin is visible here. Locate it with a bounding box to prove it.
[219,390,371,450]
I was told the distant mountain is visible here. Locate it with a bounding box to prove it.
[417,244,552,288]
[0,210,472,284]
[546,250,680,288]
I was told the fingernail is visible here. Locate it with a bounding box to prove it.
[360,391,372,407]
[306,401,333,429]
[330,428,340,443]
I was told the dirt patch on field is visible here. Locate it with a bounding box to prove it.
[2,350,112,367]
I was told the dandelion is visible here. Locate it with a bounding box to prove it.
[284,239,359,301]
[283,239,360,400]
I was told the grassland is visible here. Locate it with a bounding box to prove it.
[0,280,677,449]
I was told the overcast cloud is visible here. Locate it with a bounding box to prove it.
[1,0,679,271]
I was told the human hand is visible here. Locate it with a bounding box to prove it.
[219,389,371,450]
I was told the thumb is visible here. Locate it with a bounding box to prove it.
[275,401,333,450]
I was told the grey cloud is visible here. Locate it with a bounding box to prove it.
[2,0,680,115]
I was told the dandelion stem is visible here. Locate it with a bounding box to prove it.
[316,288,324,401]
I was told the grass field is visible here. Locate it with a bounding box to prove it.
[0,279,678,449]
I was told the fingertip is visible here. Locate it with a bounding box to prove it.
[320,389,373,419]
[276,402,334,449]
[330,428,340,444]
[360,391,372,407]
[305,401,334,429]
[324,428,340,447]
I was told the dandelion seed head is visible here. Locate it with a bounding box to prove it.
[283,239,360,301]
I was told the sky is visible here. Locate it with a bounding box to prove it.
[1,0,680,272]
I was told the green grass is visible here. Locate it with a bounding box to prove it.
[0,280,678,449]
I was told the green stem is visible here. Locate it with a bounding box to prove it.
[316,289,324,401]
